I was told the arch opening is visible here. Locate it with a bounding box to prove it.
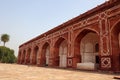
[42,42,50,66]
[27,48,31,64]
[54,37,68,68]
[111,22,120,71]
[22,50,26,64]
[74,29,100,70]
[33,46,39,65]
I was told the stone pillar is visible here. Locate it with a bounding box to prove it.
[17,51,21,64]
[72,44,81,68]
[37,48,41,66]
[30,48,34,65]
[72,55,81,68]
[48,39,57,67]
[67,30,73,68]
[20,50,23,64]
[24,49,27,65]
[99,15,112,71]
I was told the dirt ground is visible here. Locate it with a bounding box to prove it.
[0,63,119,80]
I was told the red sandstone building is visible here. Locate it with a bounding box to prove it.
[17,0,120,72]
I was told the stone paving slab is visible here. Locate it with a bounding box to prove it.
[0,63,119,80]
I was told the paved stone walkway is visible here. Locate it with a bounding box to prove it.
[0,63,119,80]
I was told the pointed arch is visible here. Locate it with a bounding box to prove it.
[26,48,31,64]
[74,29,99,56]
[22,50,26,64]
[53,37,68,67]
[33,46,39,65]
[111,21,120,71]
[41,42,50,66]
[74,29,100,70]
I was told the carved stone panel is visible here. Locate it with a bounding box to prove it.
[101,57,111,68]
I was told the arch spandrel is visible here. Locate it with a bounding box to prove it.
[109,14,120,30]
[74,28,99,42]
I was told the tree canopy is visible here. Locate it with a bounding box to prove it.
[1,34,10,46]
[0,46,16,63]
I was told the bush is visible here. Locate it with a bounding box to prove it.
[0,46,16,63]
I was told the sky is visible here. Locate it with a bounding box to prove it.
[0,0,107,56]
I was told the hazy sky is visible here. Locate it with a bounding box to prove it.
[0,0,106,56]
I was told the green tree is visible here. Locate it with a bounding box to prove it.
[0,46,16,63]
[1,34,10,46]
